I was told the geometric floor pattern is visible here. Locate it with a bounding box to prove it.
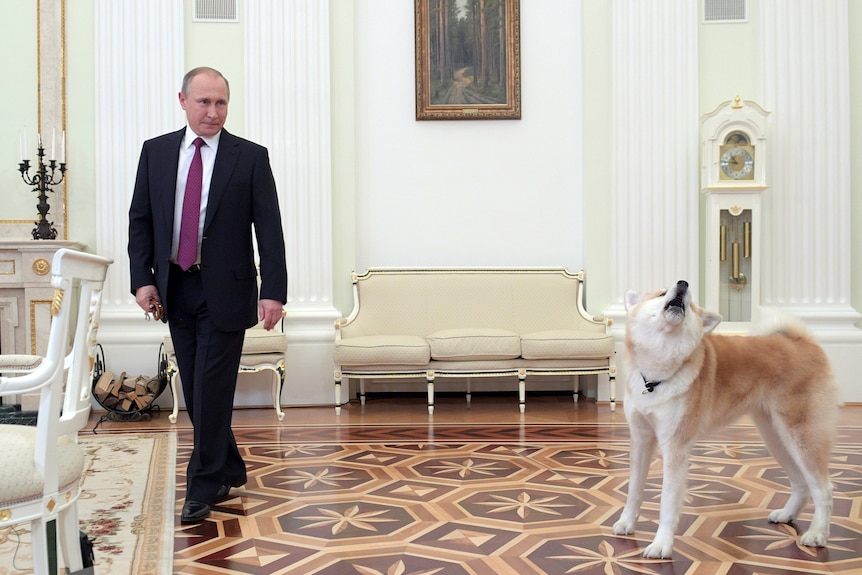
[171,412,862,575]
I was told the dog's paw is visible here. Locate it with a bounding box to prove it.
[612,518,635,535]
[799,529,828,548]
[768,509,794,524]
[642,540,674,559]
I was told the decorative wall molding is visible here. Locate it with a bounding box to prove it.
[0,298,18,355]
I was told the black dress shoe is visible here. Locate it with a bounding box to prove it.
[181,500,211,523]
[214,477,247,502]
[214,484,232,502]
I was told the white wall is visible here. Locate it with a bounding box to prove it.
[352,0,585,273]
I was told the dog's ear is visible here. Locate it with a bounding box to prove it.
[624,290,643,311]
[701,309,722,333]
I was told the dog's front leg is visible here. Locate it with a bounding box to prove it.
[613,421,656,536]
[642,442,691,559]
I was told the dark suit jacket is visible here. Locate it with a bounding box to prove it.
[129,128,287,331]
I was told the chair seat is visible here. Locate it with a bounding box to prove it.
[241,330,288,354]
[0,425,85,508]
[163,330,285,356]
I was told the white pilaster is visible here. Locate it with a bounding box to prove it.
[39,0,66,238]
[759,0,861,402]
[94,0,184,310]
[92,1,188,398]
[245,1,338,405]
[606,1,700,325]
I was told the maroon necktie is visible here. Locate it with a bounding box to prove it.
[177,137,204,270]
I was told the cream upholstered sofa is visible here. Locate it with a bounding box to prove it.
[333,268,616,415]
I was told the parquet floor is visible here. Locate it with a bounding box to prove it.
[91,394,862,574]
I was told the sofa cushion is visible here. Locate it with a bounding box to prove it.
[334,335,430,366]
[520,330,615,360]
[428,328,521,361]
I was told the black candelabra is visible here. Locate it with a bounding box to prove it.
[18,137,65,240]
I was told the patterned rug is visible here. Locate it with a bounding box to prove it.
[0,432,176,575]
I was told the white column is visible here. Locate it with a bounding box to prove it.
[600,0,699,404]
[607,1,700,318]
[759,0,861,402]
[91,1,185,395]
[94,0,184,309]
[245,1,339,405]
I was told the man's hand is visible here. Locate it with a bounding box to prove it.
[259,299,284,330]
[135,285,163,320]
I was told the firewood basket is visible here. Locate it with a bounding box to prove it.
[91,344,168,430]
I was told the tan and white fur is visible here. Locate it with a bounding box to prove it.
[613,280,837,559]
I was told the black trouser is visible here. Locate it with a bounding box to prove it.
[168,263,246,503]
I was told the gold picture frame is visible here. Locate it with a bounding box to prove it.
[415,0,521,120]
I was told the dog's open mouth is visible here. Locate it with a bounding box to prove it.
[663,280,689,318]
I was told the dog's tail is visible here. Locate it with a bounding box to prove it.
[751,307,814,340]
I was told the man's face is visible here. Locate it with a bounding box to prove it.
[179,72,229,138]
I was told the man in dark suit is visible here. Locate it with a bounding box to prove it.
[128,67,287,523]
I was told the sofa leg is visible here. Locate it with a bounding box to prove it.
[359,378,366,406]
[609,367,617,412]
[466,377,472,407]
[426,371,435,415]
[518,369,526,414]
[334,371,342,415]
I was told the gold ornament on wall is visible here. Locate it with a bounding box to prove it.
[32,258,51,276]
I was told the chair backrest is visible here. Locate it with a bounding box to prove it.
[0,248,112,491]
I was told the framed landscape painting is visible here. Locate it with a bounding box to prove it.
[415,0,521,120]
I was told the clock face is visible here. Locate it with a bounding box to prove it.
[719,146,755,180]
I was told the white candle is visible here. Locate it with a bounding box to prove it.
[19,132,23,162]
[23,130,28,161]
[61,130,65,164]
[51,128,56,161]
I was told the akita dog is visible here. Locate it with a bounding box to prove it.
[613,280,837,559]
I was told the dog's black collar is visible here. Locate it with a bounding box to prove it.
[641,374,662,394]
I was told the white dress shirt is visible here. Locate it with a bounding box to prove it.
[171,127,221,264]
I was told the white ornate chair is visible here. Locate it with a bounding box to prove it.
[164,312,288,423]
[0,248,112,575]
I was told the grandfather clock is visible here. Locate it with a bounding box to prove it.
[701,97,769,331]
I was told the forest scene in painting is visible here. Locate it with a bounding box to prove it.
[426,0,510,106]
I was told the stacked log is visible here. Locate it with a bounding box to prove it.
[93,371,162,412]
